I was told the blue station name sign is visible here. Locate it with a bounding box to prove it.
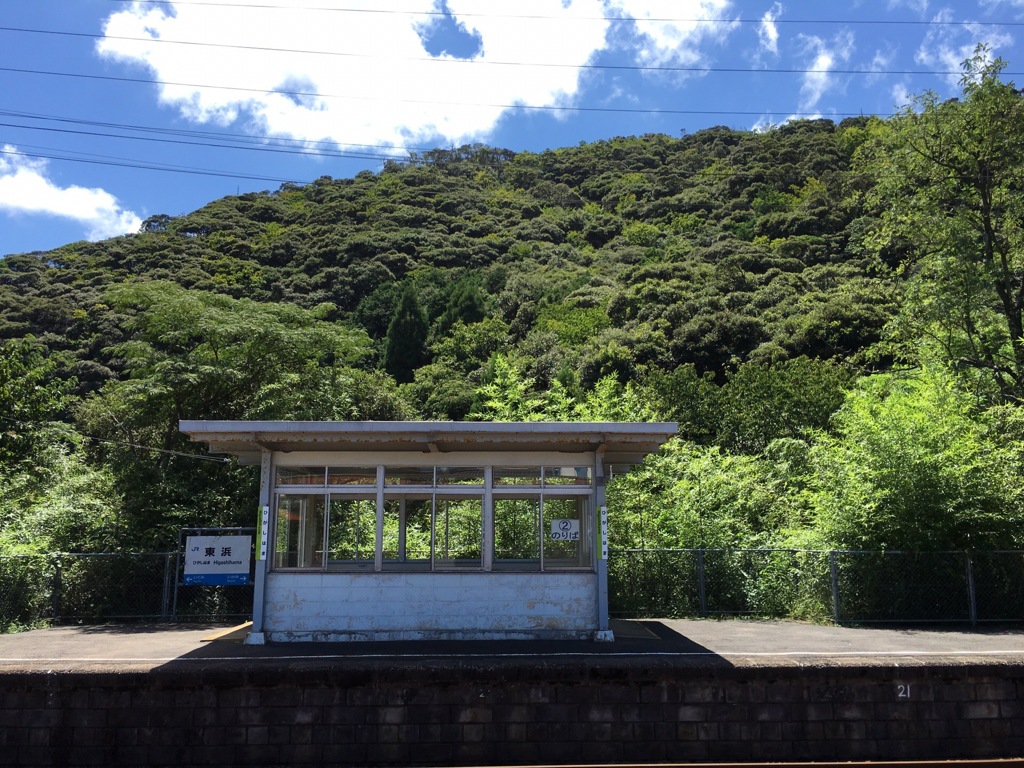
[183,535,252,585]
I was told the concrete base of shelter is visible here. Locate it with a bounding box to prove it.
[260,570,601,643]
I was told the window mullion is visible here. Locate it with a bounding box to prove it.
[539,495,545,572]
[429,493,436,572]
[375,466,384,572]
[320,493,329,572]
[398,498,407,563]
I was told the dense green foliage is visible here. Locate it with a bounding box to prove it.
[1,50,1022,604]
[868,51,1024,402]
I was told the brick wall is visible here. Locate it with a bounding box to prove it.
[2,660,1022,766]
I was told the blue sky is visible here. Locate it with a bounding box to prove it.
[2,0,1023,256]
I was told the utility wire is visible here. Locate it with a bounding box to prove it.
[0,109,885,184]
[0,106,893,169]
[97,0,1024,26]
[0,131,922,192]
[1,26,1017,77]
[0,108,436,154]
[0,146,308,184]
[0,66,912,115]
[0,14,990,184]
[0,416,230,463]
[0,119,402,163]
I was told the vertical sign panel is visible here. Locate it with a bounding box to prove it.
[258,505,270,561]
[600,505,608,560]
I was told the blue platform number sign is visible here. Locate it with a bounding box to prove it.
[183,535,251,585]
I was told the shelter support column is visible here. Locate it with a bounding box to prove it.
[594,446,613,641]
[483,466,494,571]
[246,449,272,645]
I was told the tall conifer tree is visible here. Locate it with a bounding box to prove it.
[384,284,429,383]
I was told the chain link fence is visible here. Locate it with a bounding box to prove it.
[0,555,55,633]
[4,548,1023,632]
[609,549,1024,625]
[971,550,1024,622]
[0,552,253,633]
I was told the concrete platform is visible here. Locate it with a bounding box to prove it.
[4,619,1024,765]
[1,618,1022,673]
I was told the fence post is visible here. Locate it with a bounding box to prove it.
[697,549,707,615]
[171,537,182,622]
[829,551,841,623]
[161,553,173,621]
[965,551,978,627]
[51,555,62,624]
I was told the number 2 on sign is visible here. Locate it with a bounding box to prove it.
[897,684,911,699]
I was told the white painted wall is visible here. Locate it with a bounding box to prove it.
[263,571,599,641]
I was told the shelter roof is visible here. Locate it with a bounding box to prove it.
[179,420,678,466]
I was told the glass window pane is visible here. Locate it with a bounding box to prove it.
[493,498,540,571]
[275,466,325,486]
[433,496,482,569]
[544,466,593,486]
[274,494,325,568]
[382,498,432,570]
[327,497,376,566]
[543,496,589,568]
[436,466,484,485]
[327,466,377,485]
[493,467,542,486]
[384,466,434,486]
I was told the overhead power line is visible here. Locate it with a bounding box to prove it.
[0,65,947,115]
[98,0,1024,26]
[0,107,887,178]
[0,108,888,187]
[0,145,309,184]
[0,108,437,155]
[1,26,1018,77]
[0,117,402,163]
[0,416,230,463]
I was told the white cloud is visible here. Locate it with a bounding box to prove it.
[866,49,894,85]
[795,30,855,113]
[607,0,738,67]
[97,0,618,150]
[758,3,783,57]
[0,148,142,241]
[915,9,1013,88]
[751,116,779,133]
[97,1,748,153]
[891,82,914,109]
[887,0,929,14]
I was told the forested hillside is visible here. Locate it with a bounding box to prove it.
[2,53,1022,572]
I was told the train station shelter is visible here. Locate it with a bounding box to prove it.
[179,420,677,644]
